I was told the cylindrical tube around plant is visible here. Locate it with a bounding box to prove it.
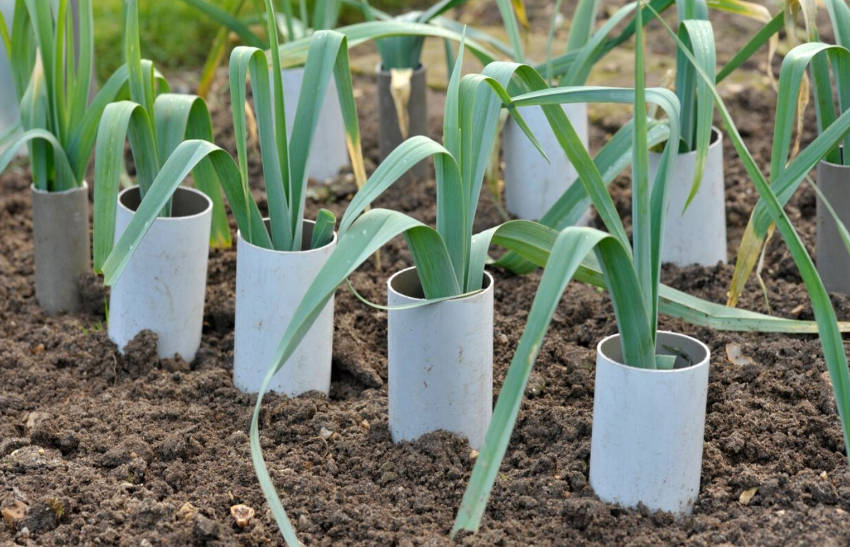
[233,220,336,395]
[387,267,493,449]
[108,186,211,362]
[816,158,850,294]
[281,66,349,182]
[31,182,90,314]
[649,127,726,267]
[589,330,710,515]
[503,102,589,221]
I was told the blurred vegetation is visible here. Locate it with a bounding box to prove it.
[92,0,431,82]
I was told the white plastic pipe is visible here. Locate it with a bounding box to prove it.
[281,67,349,182]
[649,128,726,266]
[233,220,336,395]
[387,267,494,449]
[503,102,589,222]
[589,330,710,515]
[108,186,212,362]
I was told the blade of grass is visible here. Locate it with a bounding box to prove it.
[633,2,652,337]
[677,20,716,210]
[276,21,500,69]
[825,0,850,51]
[289,30,362,249]
[495,0,524,61]
[565,0,599,53]
[310,208,336,249]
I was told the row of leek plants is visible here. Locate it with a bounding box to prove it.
[498,0,768,264]
[5,2,850,542]
[240,8,850,544]
[455,1,850,534]
[92,0,367,368]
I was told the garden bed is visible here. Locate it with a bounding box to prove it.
[3,31,850,547]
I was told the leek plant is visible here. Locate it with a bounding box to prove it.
[452,3,850,535]
[0,0,128,191]
[92,0,232,276]
[728,0,850,305]
[226,0,366,251]
[178,0,343,97]
[244,37,592,542]
[94,1,365,283]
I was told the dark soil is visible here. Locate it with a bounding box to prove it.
[4,9,850,546]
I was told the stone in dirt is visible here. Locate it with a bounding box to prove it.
[193,514,220,541]
[2,446,63,472]
[1,500,28,527]
[229,504,254,528]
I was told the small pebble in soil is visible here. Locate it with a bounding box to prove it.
[297,514,311,530]
[193,514,220,541]
[229,504,254,528]
[739,487,759,505]
[525,372,546,397]
[177,502,197,521]
[1,499,28,527]
[3,446,63,472]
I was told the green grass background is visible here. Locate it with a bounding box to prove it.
[92,0,429,81]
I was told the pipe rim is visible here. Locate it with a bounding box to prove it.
[236,218,338,255]
[596,330,710,374]
[387,265,493,303]
[30,180,88,196]
[117,185,212,221]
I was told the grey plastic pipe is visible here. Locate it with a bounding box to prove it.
[503,102,589,221]
[30,182,90,314]
[649,128,726,267]
[233,220,336,395]
[590,330,710,515]
[816,157,850,294]
[386,267,494,449]
[108,186,211,362]
[281,67,349,182]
